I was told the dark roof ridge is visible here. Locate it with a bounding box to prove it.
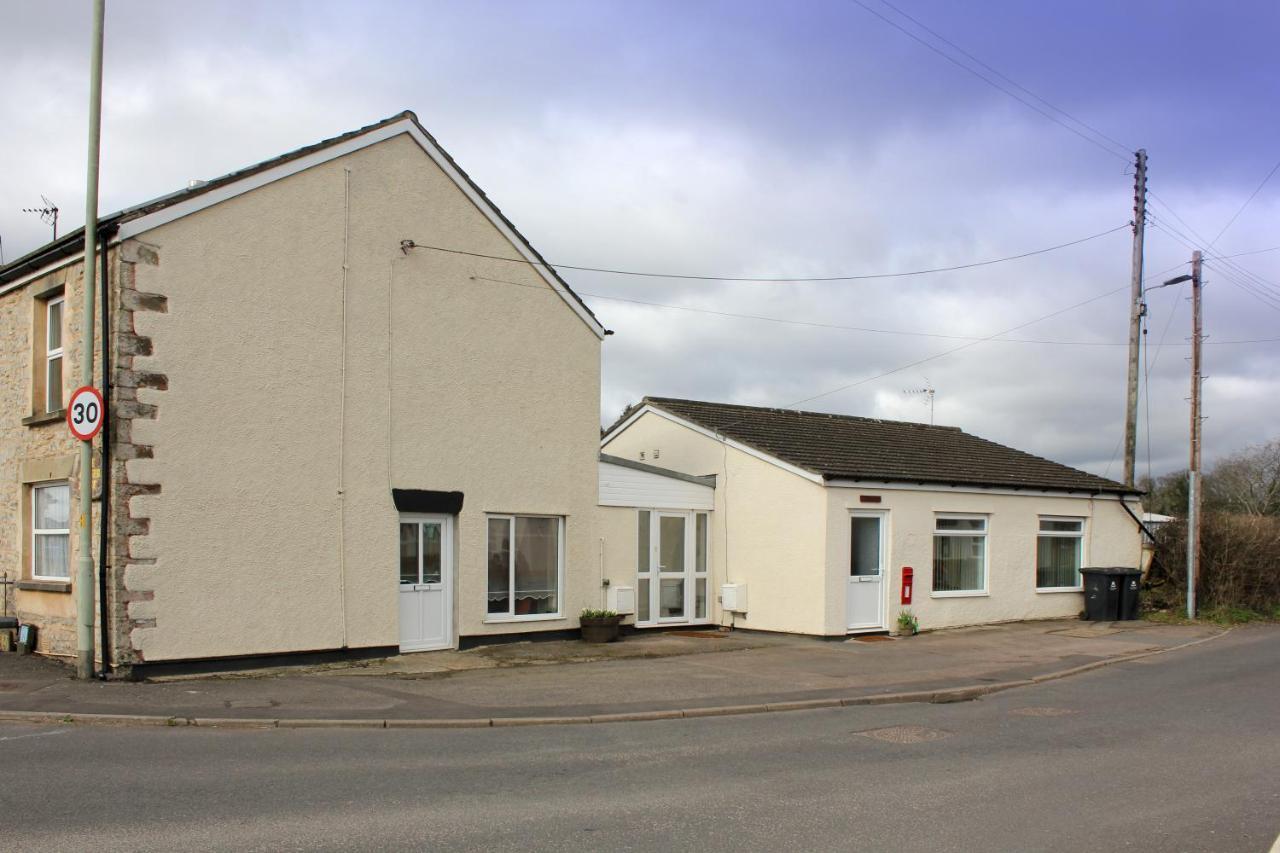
[643,395,963,432]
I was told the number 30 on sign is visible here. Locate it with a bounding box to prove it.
[67,386,104,442]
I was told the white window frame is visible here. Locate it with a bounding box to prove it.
[483,514,565,623]
[31,481,71,581]
[635,508,712,627]
[930,513,989,598]
[45,296,65,413]
[1035,516,1087,593]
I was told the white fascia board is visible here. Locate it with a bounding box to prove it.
[826,479,1135,500]
[116,119,605,340]
[601,404,824,485]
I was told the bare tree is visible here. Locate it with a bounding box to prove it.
[1205,439,1280,517]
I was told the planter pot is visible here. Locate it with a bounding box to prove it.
[580,616,623,644]
[897,625,917,637]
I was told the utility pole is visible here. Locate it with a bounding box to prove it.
[1122,149,1148,488]
[1186,250,1203,619]
[76,0,106,680]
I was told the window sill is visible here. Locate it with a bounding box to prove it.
[22,409,66,427]
[18,580,71,593]
[482,615,566,625]
[930,591,989,599]
[1036,587,1084,594]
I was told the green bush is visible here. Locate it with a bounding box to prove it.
[1146,513,1280,618]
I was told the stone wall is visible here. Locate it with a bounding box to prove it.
[0,254,106,659]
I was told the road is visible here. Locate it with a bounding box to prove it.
[1,625,1276,852]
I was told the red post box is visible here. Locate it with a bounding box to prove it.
[901,566,914,605]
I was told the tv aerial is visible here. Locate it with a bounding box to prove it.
[22,195,60,240]
[903,377,936,425]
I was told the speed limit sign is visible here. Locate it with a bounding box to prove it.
[67,386,104,442]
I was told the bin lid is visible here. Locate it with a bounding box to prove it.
[1080,566,1142,576]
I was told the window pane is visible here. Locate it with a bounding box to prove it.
[422,523,442,584]
[47,301,63,351]
[514,517,558,615]
[695,514,708,573]
[850,517,881,577]
[933,534,985,592]
[1037,536,1082,588]
[1040,519,1084,533]
[660,578,684,618]
[637,577,651,622]
[487,518,511,614]
[659,516,685,573]
[936,517,985,531]
[399,523,418,584]
[46,355,63,412]
[637,511,650,573]
[34,533,69,579]
[695,578,707,619]
[34,484,69,530]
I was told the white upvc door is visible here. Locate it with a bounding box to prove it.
[656,512,690,622]
[398,515,454,652]
[847,511,887,632]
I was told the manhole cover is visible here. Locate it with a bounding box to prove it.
[224,699,278,710]
[856,725,950,744]
[1010,706,1077,717]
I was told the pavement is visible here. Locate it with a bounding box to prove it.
[0,618,1226,727]
[2,624,1276,852]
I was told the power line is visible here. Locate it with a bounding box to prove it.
[779,285,1129,409]
[848,0,1131,162]
[473,272,1277,347]
[872,0,1134,157]
[406,223,1128,284]
[1211,156,1280,246]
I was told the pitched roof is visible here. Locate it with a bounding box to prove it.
[0,111,605,334]
[619,396,1134,495]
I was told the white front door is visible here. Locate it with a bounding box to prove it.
[398,515,453,652]
[635,510,710,626]
[847,512,887,632]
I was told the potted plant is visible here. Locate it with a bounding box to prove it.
[896,609,919,637]
[580,608,623,644]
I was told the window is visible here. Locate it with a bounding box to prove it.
[43,296,65,413]
[1037,517,1084,590]
[932,515,987,595]
[487,515,562,618]
[400,521,443,585]
[32,482,70,580]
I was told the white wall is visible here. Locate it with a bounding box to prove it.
[123,131,602,661]
[602,410,830,635]
[824,485,1144,633]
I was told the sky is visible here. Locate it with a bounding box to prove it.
[3,0,1277,481]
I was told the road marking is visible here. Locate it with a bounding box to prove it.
[0,729,71,744]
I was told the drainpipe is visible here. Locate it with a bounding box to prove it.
[97,235,111,678]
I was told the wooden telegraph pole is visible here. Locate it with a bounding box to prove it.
[1186,251,1203,619]
[1122,150,1148,488]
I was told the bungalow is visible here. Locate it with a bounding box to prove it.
[599,397,1145,636]
[0,112,607,674]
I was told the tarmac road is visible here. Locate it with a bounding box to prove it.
[1,625,1276,852]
